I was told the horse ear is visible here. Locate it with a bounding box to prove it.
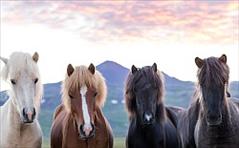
[0,57,8,64]
[88,63,95,74]
[195,57,204,68]
[152,63,157,72]
[0,57,9,80]
[67,64,74,76]
[219,54,227,64]
[32,52,39,63]
[131,65,138,74]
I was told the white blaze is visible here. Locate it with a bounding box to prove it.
[80,85,92,135]
[145,114,152,121]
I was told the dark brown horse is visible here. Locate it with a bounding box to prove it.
[51,64,113,148]
[125,63,181,148]
[178,54,239,148]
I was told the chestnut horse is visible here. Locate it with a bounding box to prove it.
[125,63,181,148]
[178,54,239,148]
[51,64,113,148]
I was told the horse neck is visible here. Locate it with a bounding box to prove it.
[223,99,239,125]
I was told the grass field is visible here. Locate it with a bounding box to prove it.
[43,137,125,148]
[114,138,125,148]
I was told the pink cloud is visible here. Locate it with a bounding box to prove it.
[1,1,238,44]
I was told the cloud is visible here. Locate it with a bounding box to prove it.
[1,0,238,44]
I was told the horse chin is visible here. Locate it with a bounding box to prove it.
[141,120,155,128]
[20,117,35,124]
[142,123,153,128]
[23,120,34,124]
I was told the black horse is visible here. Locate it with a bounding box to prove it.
[178,54,239,148]
[125,63,181,148]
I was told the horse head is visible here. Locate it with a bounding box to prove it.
[195,54,229,126]
[125,63,165,126]
[0,52,42,123]
[62,63,107,139]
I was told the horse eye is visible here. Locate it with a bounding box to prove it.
[94,92,98,97]
[34,78,38,84]
[69,94,74,99]
[10,79,16,85]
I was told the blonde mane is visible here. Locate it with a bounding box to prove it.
[1,52,43,113]
[62,65,107,113]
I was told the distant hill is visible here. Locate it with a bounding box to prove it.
[230,81,239,98]
[0,61,238,138]
[41,82,61,109]
[0,91,8,106]
[96,60,129,86]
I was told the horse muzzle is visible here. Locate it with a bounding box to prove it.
[22,107,36,123]
[143,112,154,126]
[206,113,222,126]
[78,123,95,139]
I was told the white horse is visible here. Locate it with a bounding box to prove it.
[0,52,43,148]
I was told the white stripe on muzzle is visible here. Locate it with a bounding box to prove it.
[80,85,92,135]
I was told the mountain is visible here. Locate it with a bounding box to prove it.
[230,81,239,89]
[162,72,193,87]
[41,82,61,109]
[96,60,129,86]
[96,60,194,92]
[0,61,238,138]
[0,91,8,106]
[230,81,239,98]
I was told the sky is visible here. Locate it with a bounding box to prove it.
[0,0,238,91]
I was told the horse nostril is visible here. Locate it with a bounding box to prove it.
[79,124,84,134]
[22,108,26,118]
[91,123,95,135]
[33,108,36,118]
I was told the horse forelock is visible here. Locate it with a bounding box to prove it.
[62,65,107,113]
[125,66,165,118]
[9,53,39,77]
[197,57,229,88]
